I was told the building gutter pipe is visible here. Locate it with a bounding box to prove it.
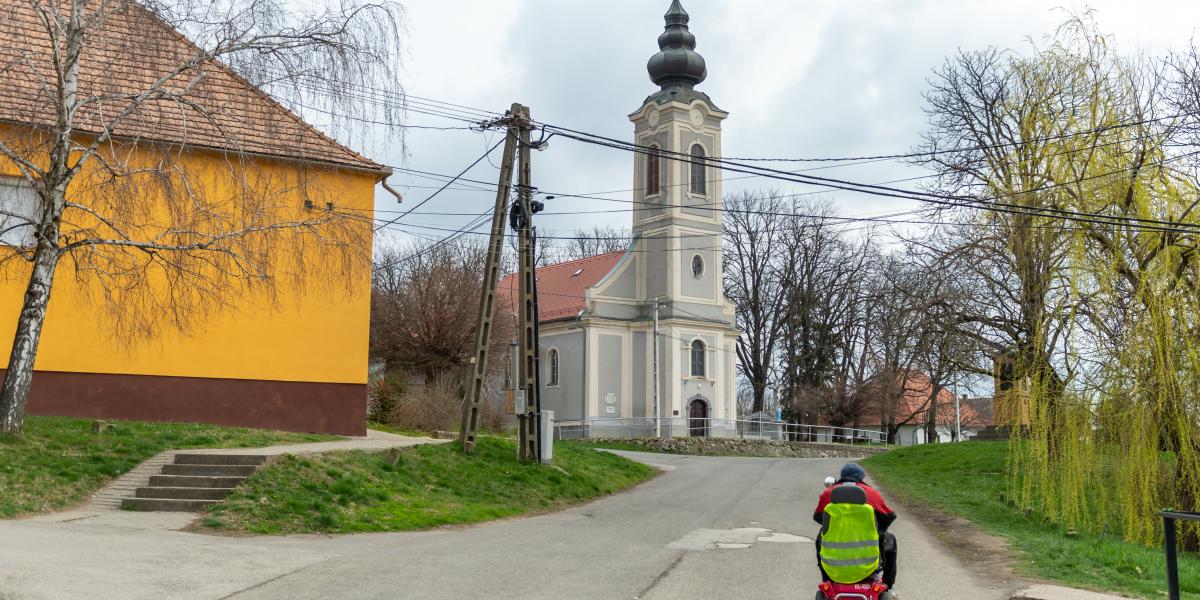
[380,175,403,203]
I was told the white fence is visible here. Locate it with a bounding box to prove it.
[553,417,888,445]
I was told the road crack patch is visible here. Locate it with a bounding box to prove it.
[666,526,812,551]
[632,553,684,599]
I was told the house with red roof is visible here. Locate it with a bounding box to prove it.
[498,1,739,438]
[855,372,989,446]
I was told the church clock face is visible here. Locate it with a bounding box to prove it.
[691,254,705,278]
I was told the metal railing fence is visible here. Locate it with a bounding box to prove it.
[552,417,888,445]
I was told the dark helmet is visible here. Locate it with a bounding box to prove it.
[840,463,866,483]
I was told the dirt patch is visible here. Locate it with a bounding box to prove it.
[869,476,1024,590]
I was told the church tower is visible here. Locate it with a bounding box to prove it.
[628,0,729,323]
[519,1,739,439]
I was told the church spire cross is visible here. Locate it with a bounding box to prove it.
[647,0,707,90]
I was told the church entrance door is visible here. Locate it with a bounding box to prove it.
[688,399,708,437]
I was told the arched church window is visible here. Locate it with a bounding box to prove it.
[646,146,661,196]
[690,340,706,378]
[547,348,559,386]
[689,144,706,195]
[691,254,704,279]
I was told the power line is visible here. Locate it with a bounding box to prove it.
[546,125,1200,235]
[372,138,505,232]
[263,68,1195,166]
[232,79,1200,235]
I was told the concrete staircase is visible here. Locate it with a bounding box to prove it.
[121,453,267,512]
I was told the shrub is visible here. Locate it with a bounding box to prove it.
[367,372,406,421]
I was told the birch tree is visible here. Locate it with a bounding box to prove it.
[0,0,404,434]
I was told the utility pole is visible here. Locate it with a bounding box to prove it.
[954,386,962,442]
[652,297,660,438]
[459,103,525,454]
[512,108,543,463]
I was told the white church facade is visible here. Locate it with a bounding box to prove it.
[505,1,740,438]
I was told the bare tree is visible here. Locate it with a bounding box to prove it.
[776,201,878,430]
[723,190,788,414]
[0,0,404,433]
[553,225,631,263]
[865,254,934,441]
[370,238,514,382]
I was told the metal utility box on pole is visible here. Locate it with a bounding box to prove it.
[459,104,524,455]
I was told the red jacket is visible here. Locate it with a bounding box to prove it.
[812,480,897,531]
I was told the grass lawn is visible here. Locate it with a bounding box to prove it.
[0,416,337,518]
[201,437,655,534]
[863,442,1199,599]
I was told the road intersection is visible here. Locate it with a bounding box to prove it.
[0,451,1023,599]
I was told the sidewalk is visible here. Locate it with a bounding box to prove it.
[25,429,446,530]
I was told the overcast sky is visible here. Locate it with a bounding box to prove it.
[347,0,1200,247]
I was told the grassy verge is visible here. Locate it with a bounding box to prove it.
[367,421,515,439]
[863,442,1198,599]
[0,416,338,518]
[366,421,432,438]
[201,437,655,534]
[571,439,660,453]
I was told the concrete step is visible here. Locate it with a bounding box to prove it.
[121,497,218,512]
[148,474,247,488]
[160,464,257,477]
[173,453,268,466]
[135,486,235,500]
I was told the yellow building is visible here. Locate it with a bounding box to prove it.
[0,3,387,435]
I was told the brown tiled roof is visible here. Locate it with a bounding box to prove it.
[854,372,985,428]
[0,1,384,172]
[499,252,625,322]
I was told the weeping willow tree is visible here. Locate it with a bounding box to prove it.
[919,15,1200,547]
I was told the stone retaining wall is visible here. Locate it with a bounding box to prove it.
[596,437,890,458]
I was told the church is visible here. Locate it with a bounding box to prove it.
[505,1,740,438]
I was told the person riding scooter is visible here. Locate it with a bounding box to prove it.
[812,463,899,591]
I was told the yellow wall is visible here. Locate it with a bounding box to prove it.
[0,129,376,385]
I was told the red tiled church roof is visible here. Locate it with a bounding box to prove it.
[0,1,384,172]
[498,251,624,322]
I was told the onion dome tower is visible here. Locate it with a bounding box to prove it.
[642,0,719,109]
[647,0,707,89]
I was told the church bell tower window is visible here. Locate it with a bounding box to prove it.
[646,146,661,197]
[689,144,706,195]
[691,254,704,279]
[690,340,706,377]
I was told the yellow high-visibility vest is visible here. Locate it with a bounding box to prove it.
[820,501,881,583]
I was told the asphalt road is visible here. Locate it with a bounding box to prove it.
[0,451,1020,600]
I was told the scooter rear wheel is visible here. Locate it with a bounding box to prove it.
[814,591,826,600]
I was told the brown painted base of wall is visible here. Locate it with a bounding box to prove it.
[8,369,367,436]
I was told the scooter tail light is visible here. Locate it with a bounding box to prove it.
[871,583,886,593]
[818,581,833,593]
